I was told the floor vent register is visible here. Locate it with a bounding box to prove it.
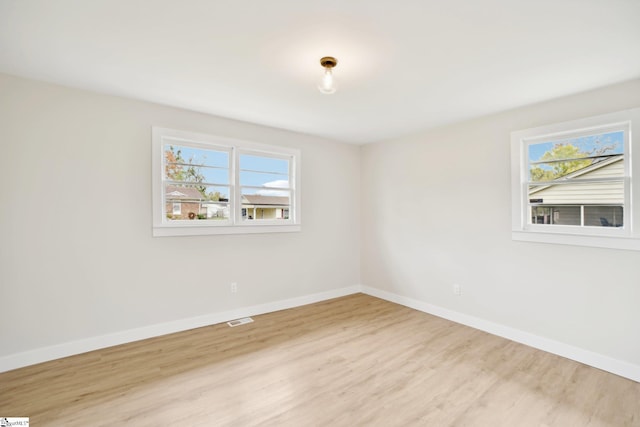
[227,317,254,327]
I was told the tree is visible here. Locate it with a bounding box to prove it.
[530,143,591,182]
[529,165,556,182]
[165,146,207,197]
[165,146,186,181]
[530,140,616,182]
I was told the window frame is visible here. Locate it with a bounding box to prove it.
[152,127,301,237]
[511,108,640,251]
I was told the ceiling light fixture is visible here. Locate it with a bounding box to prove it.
[318,56,338,94]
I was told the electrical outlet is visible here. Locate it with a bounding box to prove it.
[453,283,461,296]
[230,282,238,293]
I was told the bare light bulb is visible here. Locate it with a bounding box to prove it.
[318,68,336,94]
[318,56,338,94]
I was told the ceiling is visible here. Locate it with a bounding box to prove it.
[1,1,639,144]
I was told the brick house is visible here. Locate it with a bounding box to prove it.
[165,185,205,220]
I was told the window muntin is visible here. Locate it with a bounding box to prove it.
[152,127,300,236]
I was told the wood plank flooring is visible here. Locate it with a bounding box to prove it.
[1,294,639,426]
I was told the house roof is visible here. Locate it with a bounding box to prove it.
[242,195,289,206]
[165,185,204,200]
[165,187,289,205]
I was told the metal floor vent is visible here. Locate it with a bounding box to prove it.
[227,317,254,327]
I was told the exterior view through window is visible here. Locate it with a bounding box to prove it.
[153,127,301,236]
[164,146,294,223]
[527,130,624,228]
[164,144,231,222]
[239,153,291,221]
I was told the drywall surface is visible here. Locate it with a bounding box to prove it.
[361,78,640,367]
[0,73,360,358]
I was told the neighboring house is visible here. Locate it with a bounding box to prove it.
[529,155,623,226]
[165,185,206,219]
[166,186,287,220]
[242,195,290,220]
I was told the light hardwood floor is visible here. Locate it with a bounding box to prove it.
[1,294,639,426]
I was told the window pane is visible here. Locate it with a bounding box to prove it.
[531,206,581,225]
[164,144,229,185]
[528,131,624,182]
[165,184,230,221]
[584,206,623,227]
[241,188,291,221]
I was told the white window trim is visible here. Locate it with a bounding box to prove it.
[511,107,640,251]
[152,127,301,237]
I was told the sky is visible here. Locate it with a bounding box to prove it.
[528,130,624,163]
[165,144,290,198]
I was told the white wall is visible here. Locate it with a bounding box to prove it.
[361,78,640,371]
[0,73,360,360]
[3,71,640,379]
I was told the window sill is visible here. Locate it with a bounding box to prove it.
[512,230,640,251]
[153,224,301,237]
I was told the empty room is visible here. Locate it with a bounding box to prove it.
[1,1,640,426]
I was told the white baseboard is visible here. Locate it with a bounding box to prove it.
[361,285,640,383]
[6,284,638,383]
[0,285,361,373]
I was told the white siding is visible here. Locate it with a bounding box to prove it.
[531,159,624,205]
[581,159,624,179]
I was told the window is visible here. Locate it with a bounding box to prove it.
[239,152,293,223]
[152,127,301,236]
[511,108,640,250]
